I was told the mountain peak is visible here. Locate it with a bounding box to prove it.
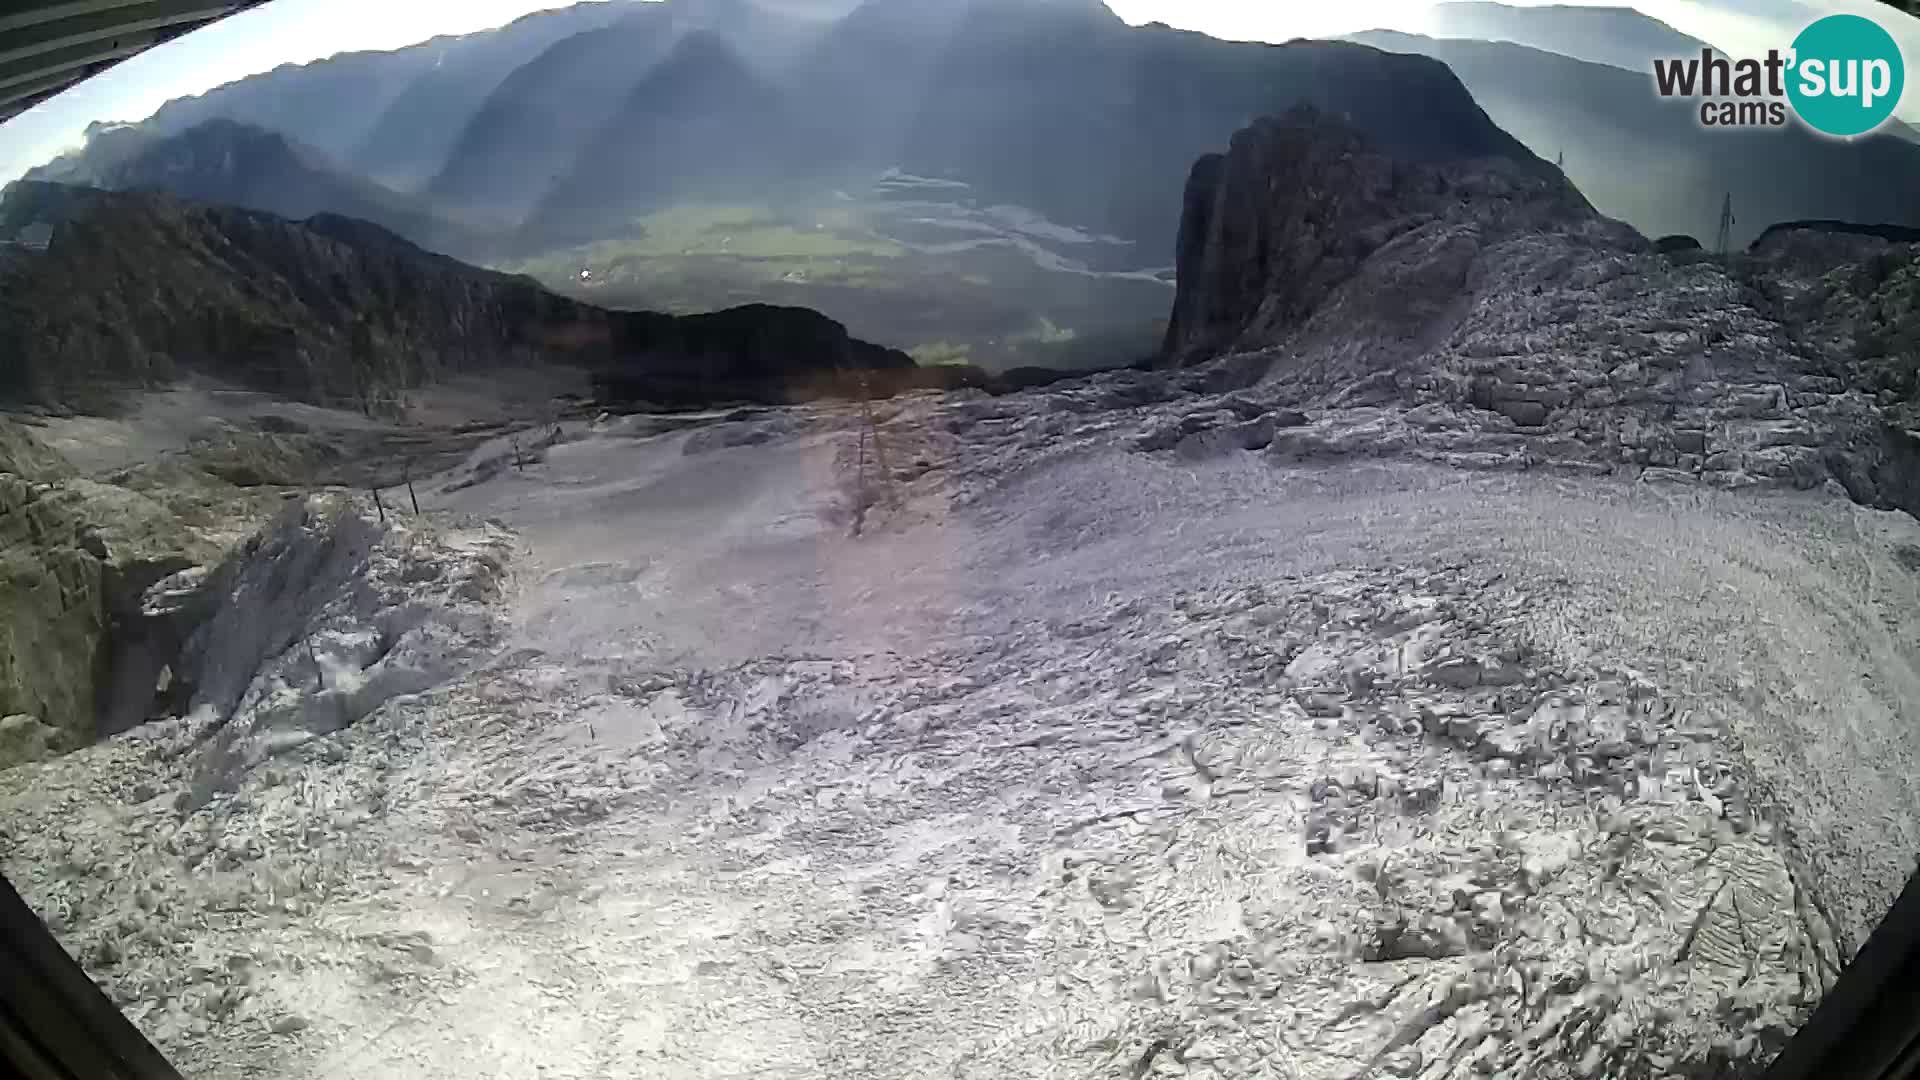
[632,28,767,100]
[25,118,469,256]
[660,26,751,67]
[846,0,1119,25]
[525,22,792,239]
[29,117,310,190]
[168,116,302,154]
[1162,105,1601,366]
[1425,1,1709,70]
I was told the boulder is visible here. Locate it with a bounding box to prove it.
[1497,400,1551,427]
[0,714,55,765]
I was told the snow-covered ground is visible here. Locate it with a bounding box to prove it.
[7,381,1920,1079]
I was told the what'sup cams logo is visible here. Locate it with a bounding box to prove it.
[1652,13,1907,137]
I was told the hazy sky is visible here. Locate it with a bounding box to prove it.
[1,0,1916,182]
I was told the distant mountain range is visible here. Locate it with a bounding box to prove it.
[1349,29,1920,247]
[1414,2,1920,147]
[27,119,473,257]
[31,0,1542,262]
[352,4,641,191]
[901,5,1554,256]
[20,0,1920,341]
[0,181,923,411]
[1423,2,1713,70]
[527,31,814,243]
[139,3,634,189]
[422,5,687,223]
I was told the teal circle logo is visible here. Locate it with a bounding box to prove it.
[1787,14,1906,137]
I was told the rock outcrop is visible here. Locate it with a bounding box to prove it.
[0,422,241,765]
[169,495,511,810]
[1161,104,1613,367]
[0,440,505,774]
[1750,220,1920,253]
[0,183,916,413]
[1157,107,1920,519]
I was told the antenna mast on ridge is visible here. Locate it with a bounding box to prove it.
[1715,192,1735,257]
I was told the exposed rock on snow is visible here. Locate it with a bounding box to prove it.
[163,495,511,807]
[0,498,510,1068]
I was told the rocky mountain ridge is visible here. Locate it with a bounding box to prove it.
[525,31,809,243]
[26,119,471,257]
[137,2,637,180]
[38,0,1547,265]
[1157,106,1920,520]
[36,0,1920,269]
[1425,1,1710,70]
[0,181,921,413]
[422,4,688,222]
[1161,107,1610,366]
[349,3,645,190]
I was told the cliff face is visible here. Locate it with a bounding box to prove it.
[1161,104,1610,367]
[1750,223,1920,505]
[0,183,914,412]
[0,421,268,766]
